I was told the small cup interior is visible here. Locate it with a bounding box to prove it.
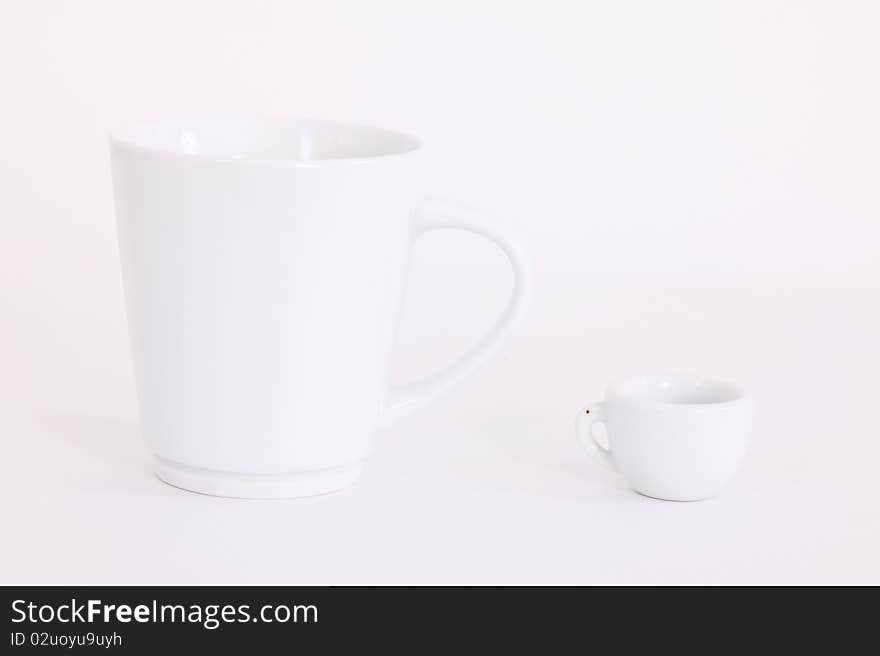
[110,118,421,162]
[608,375,745,405]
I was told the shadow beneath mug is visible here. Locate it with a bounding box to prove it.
[395,404,636,502]
[2,406,164,496]
[39,409,141,463]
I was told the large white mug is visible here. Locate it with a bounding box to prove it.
[575,375,754,501]
[110,118,530,498]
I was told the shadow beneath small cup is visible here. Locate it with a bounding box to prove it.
[402,404,635,502]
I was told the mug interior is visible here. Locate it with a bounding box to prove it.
[110,118,421,162]
[608,375,745,405]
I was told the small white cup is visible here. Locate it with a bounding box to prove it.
[575,375,754,501]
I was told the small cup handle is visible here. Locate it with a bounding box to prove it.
[575,403,615,470]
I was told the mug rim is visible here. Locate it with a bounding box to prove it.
[606,374,750,408]
[108,117,422,166]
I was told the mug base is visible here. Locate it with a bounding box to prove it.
[153,458,364,499]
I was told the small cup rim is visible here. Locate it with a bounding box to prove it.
[605,374,750,408]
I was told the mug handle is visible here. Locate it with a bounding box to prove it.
[380,198,532,427]
[575,403,615,470]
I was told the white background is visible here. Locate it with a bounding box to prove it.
[2,0,879,583]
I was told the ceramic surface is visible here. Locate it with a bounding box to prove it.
[576,375,754,501]
[111,118,530,498]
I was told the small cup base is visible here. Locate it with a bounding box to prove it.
[633,485,727,502]
[153,458,364,499]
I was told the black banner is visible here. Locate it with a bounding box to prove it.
[0,585,862,652]
[2,586,582,652]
